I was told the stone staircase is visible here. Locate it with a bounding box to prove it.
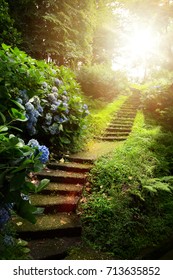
[14,157,93,259]
[13,94,140,259]
[96,94,140,141]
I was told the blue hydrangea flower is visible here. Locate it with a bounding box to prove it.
[16,98,23,104]
[45,113,52,125]
[54,100,61,106]
[0,207,10,229]
[50,104,58,112]
[19,89,29,103]
[55,78,61,86]
[27,139,49,164]
[52,86,58,93]
[42,82,48,88]
[27,139,39,147]
[62,102,68,108]
[47,93,57,104]
[25,102,34,111]
[83,104,88,110]
[21,193,29,201]
[38,145,49,163]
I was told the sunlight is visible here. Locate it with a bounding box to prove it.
[112,25,159,81]
[128,28,156,58]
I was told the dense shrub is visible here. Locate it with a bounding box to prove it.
[0,0,21,47]
[137,70,173,130]
[81,112,173,259]
[0,44,89,154]
[76,64,129,101]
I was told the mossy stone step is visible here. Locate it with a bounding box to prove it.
[36,169,87,184]
[30,194,80,213]
[41,182,84,196]
[47,161,93,173]
[13,213,81,239]
[28,236,81,260]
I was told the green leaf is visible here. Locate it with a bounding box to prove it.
[0,125,8,132]
[10,173,26,191]
[11,108,27,122]
[11,99,25,110]
[36,179,50,193]
[0,112,6,123]
[17,199,37,224]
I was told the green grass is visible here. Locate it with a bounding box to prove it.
[80,111,173,259]
[86,94,128,139]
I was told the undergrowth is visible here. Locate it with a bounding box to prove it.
[80,111,173,259]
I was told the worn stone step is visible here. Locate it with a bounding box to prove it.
[116,112,136,117]
[118,108,137,112]
[30,194,80,213]
[28,236,81,260]
[65,155,94,164]
[41,182,84,196]
[113,116,135,121]
[47,161,93,173]
[96,136,127,141]
[36,169,87,184]
[108,122,132,127]
[13,213,82,239]
[104,131,130,137]
[111,121,134,126]
[106,127,131,132]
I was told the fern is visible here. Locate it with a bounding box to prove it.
[143,178,172,193]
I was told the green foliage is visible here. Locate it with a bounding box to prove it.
[141,71,173,130]
[7,0,96,66]
[81,111,173,259]
[0,44,89,153]
[77,64,128,101]
[0,0,21,47]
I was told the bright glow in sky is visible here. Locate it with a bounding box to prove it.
[112,25,160,81]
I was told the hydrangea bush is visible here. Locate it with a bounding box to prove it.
[0,44,89,153]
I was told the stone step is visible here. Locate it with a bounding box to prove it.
[36,169,87,184]
[13,213,82,240]
[111,121,134,126]
[108,123,132,128]
[118,108,137,112]
[106,127,131,132]
[97,136,127,141]
[47,161,93,173]
[104,131,130,137]
[65,155,94,164]
[40,182,83,196]
[116,112,136,117]
[30,194,80,214]
[28,236,81,260]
